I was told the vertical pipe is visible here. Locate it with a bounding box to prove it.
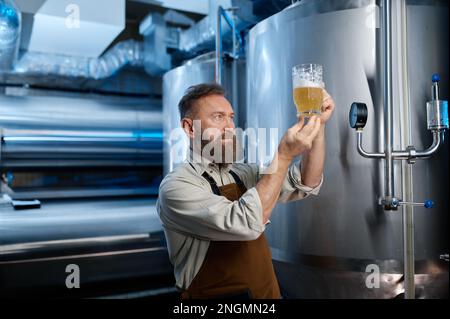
[403,164,415,299]
[383,0,394,204]
[215,6,222,85]
[0,128,3,166]
[432,82,439,101]
[231,9,237,60]
[231,13,238,125]
[397,0,415,299]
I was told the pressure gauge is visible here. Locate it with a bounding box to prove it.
[349,102,368,129]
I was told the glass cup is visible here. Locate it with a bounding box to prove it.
[292,63,324,117]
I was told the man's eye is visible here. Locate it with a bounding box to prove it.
[213,114,223,121]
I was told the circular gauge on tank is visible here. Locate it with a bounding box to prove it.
[349,102,368,129]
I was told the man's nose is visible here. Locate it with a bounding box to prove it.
[225,116,235,129]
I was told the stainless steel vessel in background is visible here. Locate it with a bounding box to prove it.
[0,94,163,169]
[162,52,246,174]
[246,0,448,298]
[0,93,173,297]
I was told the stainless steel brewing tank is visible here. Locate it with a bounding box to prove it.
[246,0,448,298]
[162,52,246,174]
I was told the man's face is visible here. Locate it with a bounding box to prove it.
[186,94,239,163]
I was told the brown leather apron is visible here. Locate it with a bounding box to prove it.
[181,164,281,299]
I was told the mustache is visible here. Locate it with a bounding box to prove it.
[222,129,236,139]
[199,127,236,141]
[218,134,236,142]
[207,131,236,141]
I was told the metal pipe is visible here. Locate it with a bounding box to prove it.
[390,131,442,159]
[403,173,415,299]
[391,151,409,159]
[432,81,439,101]
[221,8,242,46]
[356,131,385,158]
[215,6,222,84]
[399,201,428,207]
[383,0,394,202]
[0,234,153,256]
[415,130,442,158]
[231,11,239,126]
[396,0,415,299]
[0,95,163,169]
[215,6,242,85]
[3,136,138,143]
[231,13,237,59]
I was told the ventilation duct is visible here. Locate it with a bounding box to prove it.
[14,39,143,79]
[2,0,292,78]
[0,0,21,72]
[139,13,171,76]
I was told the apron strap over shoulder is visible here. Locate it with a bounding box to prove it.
[228,170,246,193]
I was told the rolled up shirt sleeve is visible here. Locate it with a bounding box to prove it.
[278,161,323,203]
[157,177,265,242]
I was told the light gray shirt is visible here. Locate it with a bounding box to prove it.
[156,159,322,290]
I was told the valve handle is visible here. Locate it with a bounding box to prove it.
[398,199,434,208]
[432,73,440,83]
[424,200,434,209]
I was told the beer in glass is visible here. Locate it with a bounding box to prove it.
[292,63,324,117]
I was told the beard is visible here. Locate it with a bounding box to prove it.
[195,130,244,164]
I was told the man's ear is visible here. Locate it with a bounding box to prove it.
[181,117,195,139]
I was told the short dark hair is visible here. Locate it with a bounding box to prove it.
[178,83,225,119]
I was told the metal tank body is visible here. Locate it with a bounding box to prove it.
[163,52,246,175]
[246,0,448,298]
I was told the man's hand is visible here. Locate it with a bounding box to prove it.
[278,115,322,161]
[319,89,335,125]
[298,90,333,188]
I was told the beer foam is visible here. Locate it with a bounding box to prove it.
[293,79,323,88]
